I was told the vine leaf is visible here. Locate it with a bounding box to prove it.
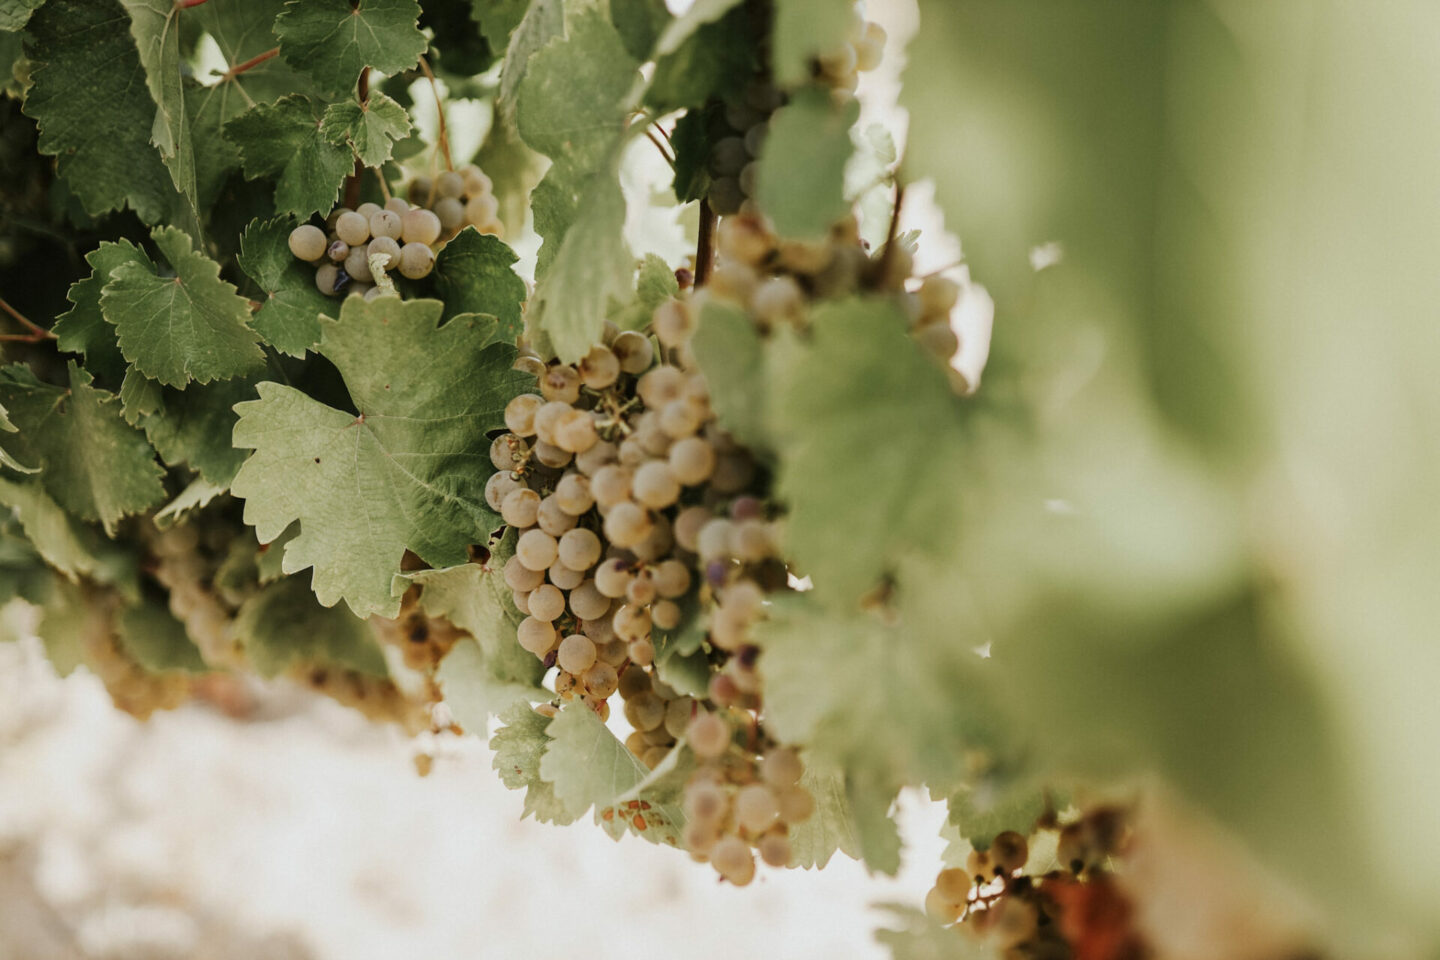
[237,216,331,357]
[756,87,858,240]
[786,760,862,870]
[645,2,753,113]
[471,0,530,53]
[54,240,154,388]
[0,476,101,581]
[771,0,854,87]
[119,0,198,220]
[690,298,771,452]
[430,227,528,331]
[21,0,177,223]
[609,0,670,62]
[100,226,264,388]
[225,94,354,220]
[274,0,427,96]
[116,597,208,674]
[231,297,527,618]
[0,0,43,32]
[0,363,165,536]
[233,576,388,678]
[320,92,413,168]
[138,374,262,488]
[490,702,578,825]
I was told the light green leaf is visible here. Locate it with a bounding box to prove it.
[54,240,154,387]
[490,701,578,825]
[607,252,678,330]
[786,760,862,870]
[154,476,226,530]
[274,0,426,96]
[100,226,264,388]
[495,0,562,117]
[943,783,1058,852]
[873,906,998,960]
[117,596,209,674]
[119,0,198,219]
[320,91,413,168]
[430,227,527,331]
[774,298,967,604]
[0,0,43,32]
[237,216,331,357]
[539,702,663,823]
[847,765,902,876]
[225,94,355,220]
[690,298,770,451]
[233,575,388,678]
[33,576,90,677]
[472,0,530,53]
[231,298,526,617]
[21,0,177,223]
[0,403,36,475]
[0,476,100,580]
[118,369,164,425]
[436,636,546,735]
[755,87,858,240]
[771,0,852,87]
[138,374,261,487]
[651,0,742,59]
[644,2,752,113]
[0,363,165,535]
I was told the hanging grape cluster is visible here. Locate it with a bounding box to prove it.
[286,163,501,300]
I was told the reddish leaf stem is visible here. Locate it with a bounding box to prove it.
[224,46,279,80]
[0,295,54,340]
[175,0,209,8]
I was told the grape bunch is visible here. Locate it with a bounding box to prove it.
[286,163,501,300]
[924,806,1144,960]
[491,296,816,883]
[811,7,887,98]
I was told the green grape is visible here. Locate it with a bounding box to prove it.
[288,224,326,261]
[366,235,401,270]
[401,208,442,245]
[335,210,370,246]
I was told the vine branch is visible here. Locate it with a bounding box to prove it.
[695,199,718,287]
[0,295,55,341]
[223,46,278,80]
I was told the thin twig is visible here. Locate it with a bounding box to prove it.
[876,179,906,281]
[223,46,278,80]
[374,167,392,202]
[0,296,54,340]
[0,333,53,343]
[417,56,453,172]
[695,199,718,287]
[651,122,673,146]
[644,128,675,169]
[176,0,209,8]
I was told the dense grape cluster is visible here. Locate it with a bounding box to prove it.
[493,296,816,882]
[286,163,501,299]
[925,806,1144,960]
[76,589,191,721]
[811,7,887,98]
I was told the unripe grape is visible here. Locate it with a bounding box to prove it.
[708,176,743,215]
[603,501,651,548]
[568,580,610,621]
[504,394,543,436]
[624,691,665,731]
[435,196,465,232]
[743,122,767,157]
[558,527,601,571]
[501,487,541,528]
[398,242,435,279]
[289,224,326,261]
[504,554,544,592]
[335,211,370,245]
[527,583,565,622]
[632,461,680,509]
[651,298,693,348]
[557,633,596,674]
[582,660,618,698]
[516,529,558,571]
[710,136,748,177]
[758,834,792,868]
[674,506,712,552]
[554,473,594,515]
[688,711,730,758]
[710,837,755,886]
[578,345,620,390]
[738,161,759,197]
[548,559,585,591]
[315,263,340,295]
[637,365,684,408]
[436,170,465,198]
[611,330,653,373]
[465,192,499,226]
[924,887,965,925]
[761,748,803,788]
[367,235,401,270]
[776,784,814,823]
[723,99,763,131]
[343,246,373,283]
[517,617,556,657]
[612,603,652,642]
[401,208,442,245]
[536,496,578,536]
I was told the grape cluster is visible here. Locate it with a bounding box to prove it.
[286,163,501,300]
[925,806,1140,960]
[703,80,784,217]
[492,296,815,882]
[76,588,190,721]
[811,8,887,98]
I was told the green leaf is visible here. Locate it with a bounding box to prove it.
[529,149,634,362]
[22,0,177,223]
[651,0,743,59]
[490,701,578,825]
[539,703,665,823]
[873,906,998,960]
[0,404,36,476]
[494,0,562,118]
[233,575,388,677]
[0,476,101,580]
[255,523,297,583]
[668,106,713,204]
[274,0,426,96]
[755,87,858,240]
[320,91,413,167]
[225,94,354,220]
[786,760,862,870]
[774,298,967,604]
[119,0,198,219]
[847,765,902,876]
[100,226,264,388]
[119,369,164,425]
[231,298,526,617]
[691,298,770,451]
[153,476,226,529]
[608,252,678,331]
[472,0,529,53]
[609,0,669,62]
[138,374,261,487]
[0,0,43,32]
[117,596,209,674]
[33,576,90,676]
[436,636,546,734]
[645,3,753,113]
[515,7,639,166]
[236,216,329,357]
[430,227,527,331]
[54,240,154,387]
[0,363,165,535]
[771,0,852,87]
[473,108,546,237]
[604,740,690,846]
[943,783,1058,853]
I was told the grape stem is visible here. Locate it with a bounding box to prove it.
[876,179,906,279]
[0,295,55,341]
[417,57,453,172]
[223,46,278,80]
[695,199,717,287]
[644,128,675,169]
[343,68,371,210]
[175,0,209,8]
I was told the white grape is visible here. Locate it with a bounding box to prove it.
[511,589,530,615]
[367,235,401,270]
[743,122,767,157]
[556,634,596,674]
[651,299,693,348]
[735,785,779,834]
[335,211,370,245]
[697,518,735,560]
[617,435,648,467]
[710,453,755,494]
[708,176,743,216]
[532,440,572,468]
[594,558,633,599]
[401,208,442,245]
[554,473,594,515]
[517,617,556,657]
[504,394,543,436]
[578,344,620,389]
[465,192,499,226]
[627,637,655,666]
[925,887,965,926]
[652,559,691,599]
[460,164,492,196]
[683,820,720,854]
[732,518,772,562]
[288,224,326,261]
[484,470,522,511]
[625,569,656,606]
[575,440,618,476]
[436,170,465,198]
[398,242,435,279]
[501,487,541,528]
[668,437,716,486]
[752,275,804,325]
[624,691,665,731]
[356,202,383,220]
[687,711,730,758]
[554,411,598,454]
[516,529,558,571]
[710,136,748,177]
[503,554,544,592]
[761,748,803,788]
[548,560,585,591]
[384,196,409,214]
[658,399,703,439]
[758,834,792,868]
[683,778,727,822]
[637,365,684,408]
[776,785,815,823]
[710,837,755,886]
[612,603,651,642]
[582,660,618,698]
[632,461,680,509]
[716,215,772,266]
[314,263,340,295]
[527,583,565,622]
[434,196,464,232]
[532,400,572,445]
[674,505,712,552]
[536,496,577,537]
[368,209,403,241]
[590,465,633,508]
[568,580,610,621]
[540,365,581,404]
[603,501,652,548]
[343,246,373,283]
[557,527,601,571]
[327,239,349,262]
[611,330,653,374]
